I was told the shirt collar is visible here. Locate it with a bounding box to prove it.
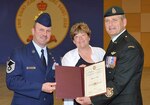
[32,41,47,57]
[112,29,126,42]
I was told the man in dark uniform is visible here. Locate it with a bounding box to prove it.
[6,12,57,105]
[75,6,144,105]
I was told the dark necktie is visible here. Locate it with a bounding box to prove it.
[41,49,47,68]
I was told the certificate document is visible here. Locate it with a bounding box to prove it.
[55,61,106,99]
[84,61,106,97]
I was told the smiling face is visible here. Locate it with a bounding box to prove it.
[70,22,91,49]
[73,32,90,49]
[104,15,127,38]
[32,22,51,48]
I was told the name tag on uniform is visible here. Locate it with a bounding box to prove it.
[106,56,117,69]
[26,66,36,70]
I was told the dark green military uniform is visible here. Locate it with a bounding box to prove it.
[91,6,144,105]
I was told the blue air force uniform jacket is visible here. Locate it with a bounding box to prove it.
[91,30,144,105]
[6,42,55,105]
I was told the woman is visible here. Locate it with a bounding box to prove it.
[61,22,105,105]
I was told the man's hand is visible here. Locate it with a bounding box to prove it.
[42,82,56,93]
[79,64,86,67]
[75,97,92,105]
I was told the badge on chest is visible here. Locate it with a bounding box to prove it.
[106,56,117,69]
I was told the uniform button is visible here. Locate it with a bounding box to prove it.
[44,97,46,101]
[109,71,111,74]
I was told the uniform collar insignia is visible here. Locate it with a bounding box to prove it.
[114,41,117,44]
[32,50,35,53]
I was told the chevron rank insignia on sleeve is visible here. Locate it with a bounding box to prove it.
[6,59,15,73]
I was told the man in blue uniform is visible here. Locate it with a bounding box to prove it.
[75,6,144,105]
[6,12,56,105]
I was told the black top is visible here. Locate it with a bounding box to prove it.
[74,56,93,105]
[75,56,93,67]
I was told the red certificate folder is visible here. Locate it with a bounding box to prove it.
[55,61,106,99]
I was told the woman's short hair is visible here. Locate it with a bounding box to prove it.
[70,22,91,40]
